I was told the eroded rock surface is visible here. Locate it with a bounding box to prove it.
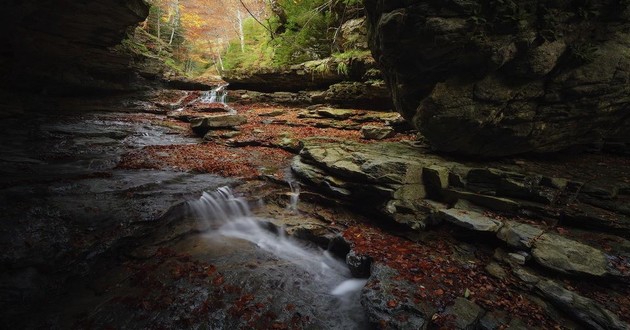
[364,0,630,156]
[1,0,149,92]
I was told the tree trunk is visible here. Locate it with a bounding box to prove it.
[168,1,179,45]
[156,6,161,40]
[217,52,224,71]
[237,10,245,53]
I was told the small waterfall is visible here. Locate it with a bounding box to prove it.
[200,85,228,104]
[199,84,235,114]
[287,181,300,213]
[186,186,367,328]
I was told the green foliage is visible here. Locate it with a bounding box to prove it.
[222,18,275,71]
[270,0,338,65]
[222,0,365,71]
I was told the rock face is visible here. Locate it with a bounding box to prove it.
[364,0,630,156]
[1,0,149,93]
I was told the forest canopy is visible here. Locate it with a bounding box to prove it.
[128,0,364,76]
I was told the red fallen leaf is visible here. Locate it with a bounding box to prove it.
[285,303,295,311]
[212,275,224,286]
[434,289,444,296]
[206,265,217,276]
[387,300,398,308]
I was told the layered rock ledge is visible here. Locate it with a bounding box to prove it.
[292,139,630,328]
[364,0,630,156]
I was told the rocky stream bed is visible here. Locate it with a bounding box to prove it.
[1,89,629,329]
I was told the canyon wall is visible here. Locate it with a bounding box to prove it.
[364,0,630,157]
[0,0,149,94]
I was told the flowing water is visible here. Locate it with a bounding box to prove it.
[186,186,368,329]
[287,181,300,213]
[200,84,236,114]
[201,84,228,104]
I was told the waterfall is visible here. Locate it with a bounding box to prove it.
[186,186,367,304]
[287,181,300,213]
[199,84,235,114]
[200,84,228,104]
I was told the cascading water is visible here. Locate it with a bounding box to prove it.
[199,84,236,114]
[287,181,300,213]
[186,186,368,329]
[201,84,228,104]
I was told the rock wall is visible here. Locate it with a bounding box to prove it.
[0,0,149,94]
[364,0,630,156]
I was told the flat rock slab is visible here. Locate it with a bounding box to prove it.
[531,233,609,277]
[535,280,629,330]
[191,114,247,135]
[438,208,503,232]
[496,221,544,250]
[316,108,356,120]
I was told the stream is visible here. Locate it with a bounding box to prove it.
[0,89,369,329]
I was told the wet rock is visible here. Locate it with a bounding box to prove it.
[438,208,503,233]
[442,297,485,329]
[531,233,609,277]
[361,263,432,329]
[535,279,629,330]
[190,114,247,135]
[346,250,372,278]
[496,221,544,250]
[360,125,395,140]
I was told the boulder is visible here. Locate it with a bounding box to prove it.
[364,0,630,156]
[190,114,247,135]
[360,126,395,140]
[321,81,393,110]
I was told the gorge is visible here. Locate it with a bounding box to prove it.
[1,1,629,329]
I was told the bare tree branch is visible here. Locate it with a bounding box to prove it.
[238,0,275,39]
